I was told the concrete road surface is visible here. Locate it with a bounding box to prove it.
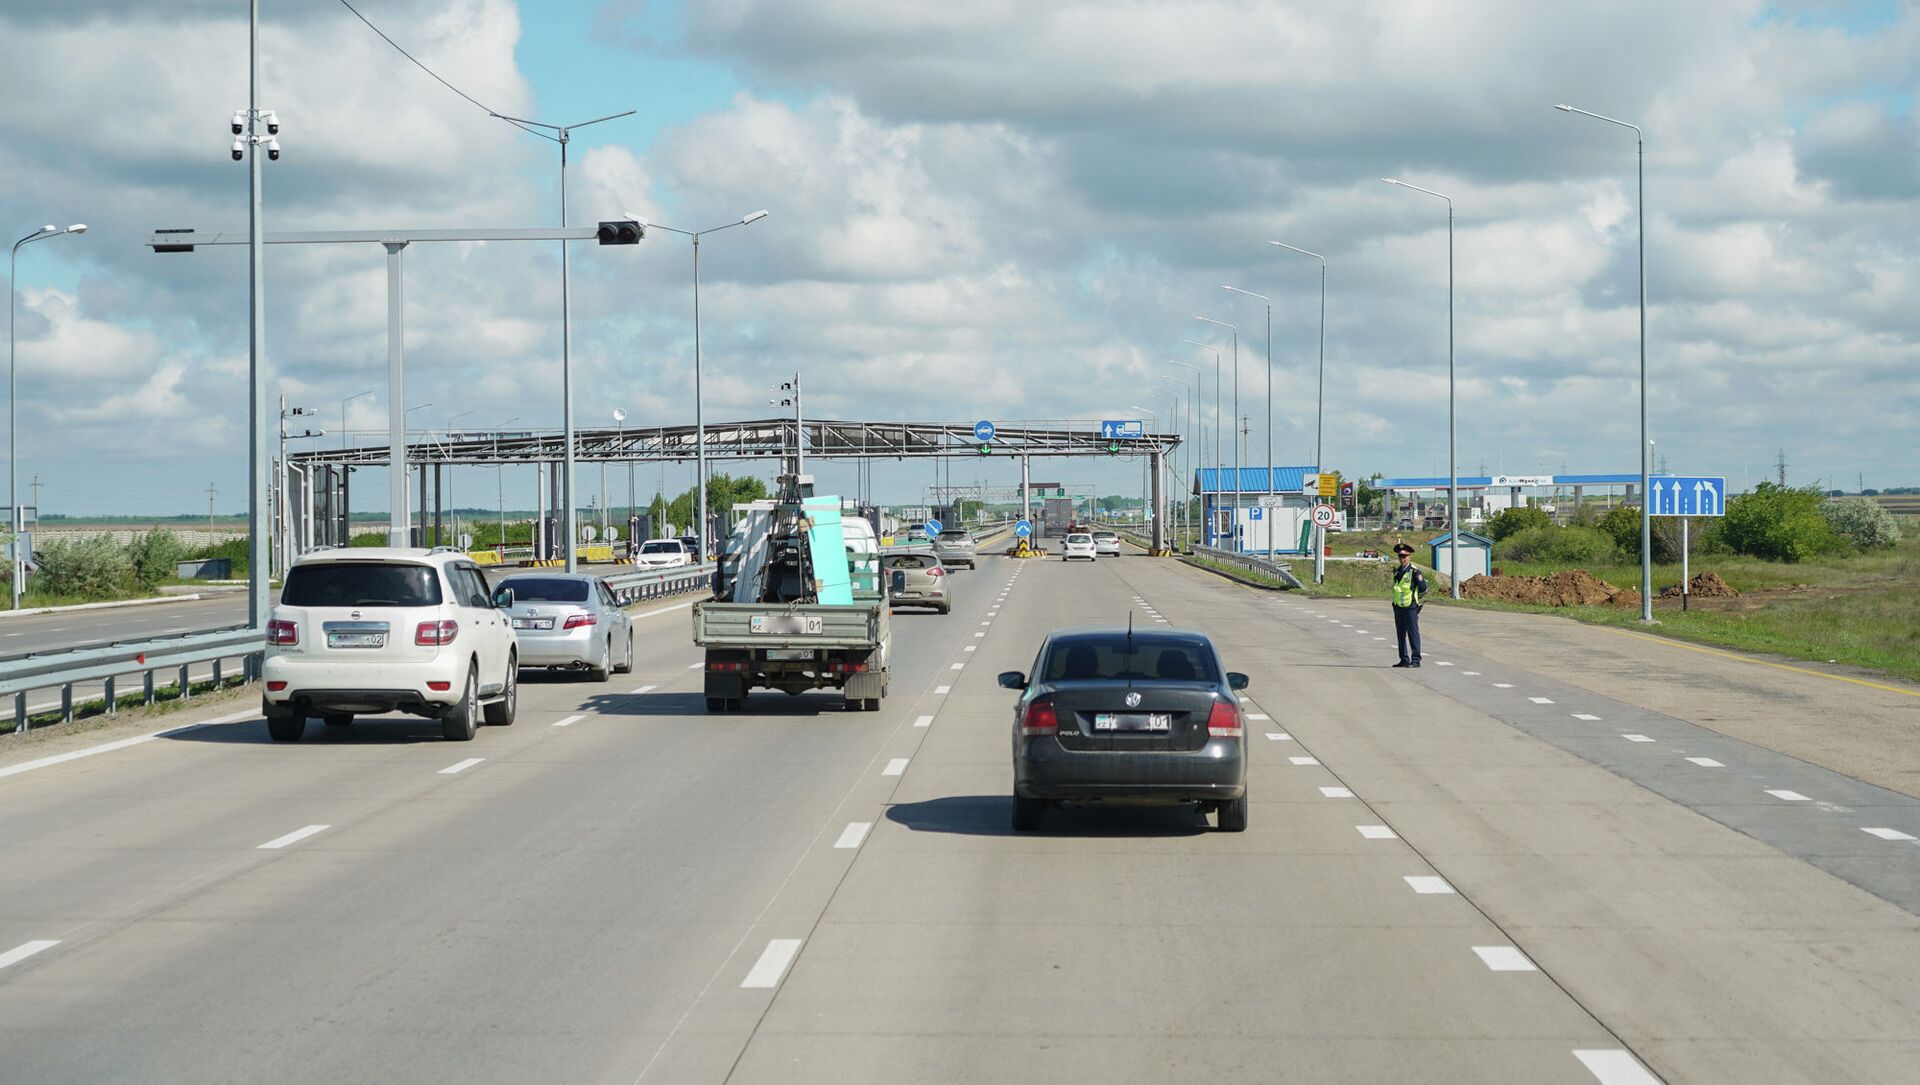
[1,553,1918,1082]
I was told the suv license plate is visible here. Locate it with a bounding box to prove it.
[327,632,386,649]
[1093,712,1171,732]
[750,615,824,635]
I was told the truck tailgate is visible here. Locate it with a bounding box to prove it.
[693,602,881,649]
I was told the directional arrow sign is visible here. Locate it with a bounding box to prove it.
[1648,476,1727,517]
[1014,519,1032,538]
[925,519,943,539]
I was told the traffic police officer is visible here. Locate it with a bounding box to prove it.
[1390,542,1426,668]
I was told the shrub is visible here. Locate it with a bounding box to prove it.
[1493,525,1623,565]
[187,536,250,576]
[1820,498,1902,551]
[1486,506,1550,541]
[1719,483,1840,563]
[126,529,187,589]
[32,534,135,599]
[1593,504,1686,563]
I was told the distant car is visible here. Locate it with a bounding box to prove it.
[883,551,951,613]
[1062,533,1097,561]
[262,548,519,743]
[635,539,693,568]
[999,628,1249,832]
[495,573,634,681]
[1091,530,1121,556]
[932,528,977,569]
[902,522,925,540]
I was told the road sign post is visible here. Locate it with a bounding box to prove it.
[1647,476,1725,610]
[1311,503,1336,585]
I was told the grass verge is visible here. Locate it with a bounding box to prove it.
[1,674,255,737]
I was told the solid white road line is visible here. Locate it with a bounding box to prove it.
[0,707,256,782]
[1404,875,1455,895]
[687,662,703,669]
[0,940,61,971]
[1473,945,1539,972]
[1622,734,1654,743]
[630,684,658,694]
[1862,827,1917,841]
[1572,1049,1660,1085]
[914,715,933,728]
[1528,697,1555,704]
[740,939,804,989]
[438,758,485,775]
[1265,732,1292,741]
[882,758,910,776]
[833,822,872,849]
[258,824,329,850]
[1492,683,1513,688]
[1686,757,1724,767]
[1319,786,1353,798]
[1766,789,1810,801]
[1289,756,1320,766]
[1247,713,1271,720]
[1572,713,1603,721]
[1356,825,1397,840]
[552,714,584,728]
[934,686,951,695]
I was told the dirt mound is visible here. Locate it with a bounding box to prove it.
[1461,568,1640,608]
[1659,571,1739,599]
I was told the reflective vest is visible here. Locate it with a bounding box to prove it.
[1392,564,1423,608]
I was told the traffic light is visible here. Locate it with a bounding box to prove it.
[976,443,992,456]
[596,220,643,245]
[1106,442,1122,456]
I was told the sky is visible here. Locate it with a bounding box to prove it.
[1,0,1916,517]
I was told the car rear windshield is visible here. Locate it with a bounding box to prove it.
[640,541,681,553]
[1041,637,1219,683]
[499,577,589,603]
[1067,534,1092,543]
[1093,532,1117,539]
[939,530,969,540]
[283,563,442,608]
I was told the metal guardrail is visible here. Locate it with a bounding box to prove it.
[600,562,718,605]
[1,626,265,733]
[1187,544,1306,590]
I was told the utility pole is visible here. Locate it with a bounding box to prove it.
[30,475,43,514]
[207,483,219,535]
[1776,448,1788,487]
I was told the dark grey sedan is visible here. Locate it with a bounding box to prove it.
[999,628,1249,832]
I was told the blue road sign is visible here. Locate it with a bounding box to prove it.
[1100,419,1145,440]
[1649,476,1727,517]
[1248,507,1263,521]
[924,519,943,539]
[973,420,996,442]
[1014,519,1032,538]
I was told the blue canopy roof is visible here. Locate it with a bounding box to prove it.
[1426,530,1495,548]
[1192,466,1318,494]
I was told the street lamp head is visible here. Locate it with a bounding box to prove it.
[1553,103,1573,112]
[66,224,87,234]
[1381,177,1401,186]
[39,224,56,234]
[741,210,770,225]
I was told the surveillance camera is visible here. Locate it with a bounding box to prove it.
[231,138,246,161]
[231,111,245,136]
[262,110,280,135]
[266,137,280,161]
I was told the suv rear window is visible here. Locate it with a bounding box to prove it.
[499,577,589,602]
[939,530,969,540]
[1041,637,1219,683]
[283,562,442,607]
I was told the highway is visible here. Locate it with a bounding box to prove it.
[2,552,1918,1082]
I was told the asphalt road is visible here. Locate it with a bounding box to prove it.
[1,553,1918,1082]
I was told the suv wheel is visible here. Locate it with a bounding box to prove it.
[265,701,305,743]
[484,655,517,726]
[441,666,479,742]
[612,630,634,675]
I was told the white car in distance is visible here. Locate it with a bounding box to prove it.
[635,539,693,568]
[1062,533,1098,561]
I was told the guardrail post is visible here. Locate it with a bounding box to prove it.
[104,675,116,715]
[13,691,24,734]
[60,684,73,723]
[144,670,156,705]
[212,658,224,687]
[178,664,192,699]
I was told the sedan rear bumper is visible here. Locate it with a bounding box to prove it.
[514,627,602,667]
[1014,737,1246,802]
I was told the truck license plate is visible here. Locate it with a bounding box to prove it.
[750,615,823,635]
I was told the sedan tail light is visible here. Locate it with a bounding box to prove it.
[266,619,297,646]
[1206,701,1243,738]
[1019,699,1060,737]
[926,567,946,577]
[415,620,459,646]
[562,612,596,629]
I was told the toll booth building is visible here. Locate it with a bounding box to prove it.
[1193,467,1320,554]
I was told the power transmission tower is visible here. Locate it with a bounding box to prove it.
[207,483,219,534]
[29,475,43,514]
[1776,449,1788,487]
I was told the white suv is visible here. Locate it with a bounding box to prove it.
[262,548,519,742]
[635,539,692,568]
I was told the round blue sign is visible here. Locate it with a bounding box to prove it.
[973,420,996,442]
[1014,519,1032,538]
[924,519,943,539]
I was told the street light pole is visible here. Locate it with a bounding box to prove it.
[1221,287,1273,507]
[1382,177,1460,599]
[1557,104,1651,622]
[8,222,85,609]
[1179,340,1222,547]
[496,415,518,552]
[636,210,771,562]
[1269,241,1328,583]
[1159,371,1194,547]
[1194,317,1239,552]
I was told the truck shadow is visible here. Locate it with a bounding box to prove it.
[577,691,871,718]
[886,795,1210,838]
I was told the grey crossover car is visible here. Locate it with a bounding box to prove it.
[931,529,977,569]
[999,628,1249,832]
[883,551,952,613]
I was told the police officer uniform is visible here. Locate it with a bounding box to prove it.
[1390,543,1426,668]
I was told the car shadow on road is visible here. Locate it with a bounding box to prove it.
[886,795,1210,838]
[577,691,866,718]
[161,716,448,744]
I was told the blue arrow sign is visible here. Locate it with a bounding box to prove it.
[1014,519,1032,538]
[973,419,996,442]
[924,519,943,539]
[1648,476,1727,517]
[1100,419,1145,440]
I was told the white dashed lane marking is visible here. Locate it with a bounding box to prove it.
[1265,732,1292,741]
[1288,756,1319,766]
[1356,825,1397,840]
[1622,734,1654,743]
[1528,697,1555,704]
[438,758,484,775]
[934,685,951,695]
[1572,713,1602,721]
[1319,786,1353,798]
[1247,713,1271,721]
[882,758,910,777]
[740,939,804,989]
[552,715,584,728]
[1686,757,1724,767]
[1572,1048,1661,1085]
[1492,683,1513,688]
[630,684,658,694]
[1862,827,1917,841]
[834,822,871,849]
[1766,789,1811,802]
[1472,946,1538,972]
[687,662,703,670]
[914,715,933,728]
[258,825,329,850]
[1404,875,1455,895]
[0,940,61,972]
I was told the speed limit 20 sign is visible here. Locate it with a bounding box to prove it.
[1311,504,1337,527]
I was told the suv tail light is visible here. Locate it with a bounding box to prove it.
[266,619,297,646]
[1019,699,1060,737]
[1207,700,1243,738]
[415,620,459,646]
[563,612,596,629]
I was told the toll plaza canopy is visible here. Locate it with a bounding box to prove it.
[1378,473,1640,492]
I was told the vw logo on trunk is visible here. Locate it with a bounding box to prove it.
[1124,691,1142,708]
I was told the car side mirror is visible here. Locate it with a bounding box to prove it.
[491,587,514,609]
[1227,672,1249,691]
[997,671,1027,690]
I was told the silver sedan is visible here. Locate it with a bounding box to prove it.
[496,573,635,681]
